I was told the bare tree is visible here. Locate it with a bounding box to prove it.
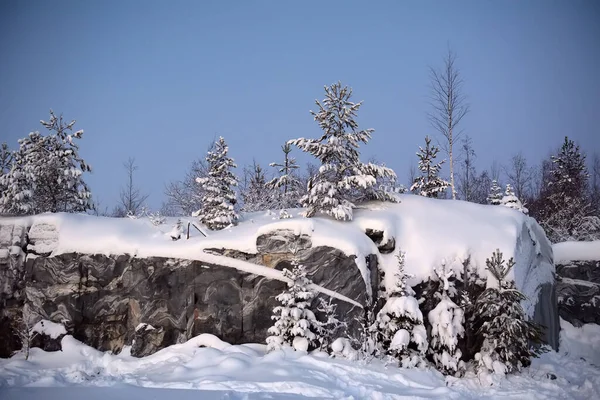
[408,162,417,188]
[590,153,600,215]
[428,48,470,199]
[503,152,533,200]
[117,157,149,216]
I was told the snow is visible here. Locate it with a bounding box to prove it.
[559,318,600,366]
[31,320,67,339]
[553,241,600,264]
[0,195,552,307]
[1,332,599,399]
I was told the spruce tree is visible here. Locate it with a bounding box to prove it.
[410,136,450,198]
[487,180,503,205]
[241,161,277,212]
[193,136,238,230]
[541,137,597,242]
[500,184,528,214]
[428,261,465,375]
[0,111,93,215]
[266,261,321,352]
[372,250,428,367]
[289,82,397,221]
[473,249,544,376]
[267,143,302,209]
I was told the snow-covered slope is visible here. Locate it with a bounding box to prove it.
[554,241,600,264]
[0,331,598,400]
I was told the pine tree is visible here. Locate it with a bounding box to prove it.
[428,261,465,375]
[289,82,397,221]
[193,136,239,230]
[0,143,13,205]
[241,161,277,212]
[473,249,544,377]
[372,250,428,368]
[266,261,321,352]
[541,137,597,242]
[0,111,93,215]
[487,180,503,205]
[410,136,450,198]
[500,184,528,214]
[267,143,302,209]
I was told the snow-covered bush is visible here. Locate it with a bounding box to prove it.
[473,249,544,378]
[410,136,450,198]
[500,184,528,214]
[372,251,427,368]
[428,262,465,375]
[487,180,502,205]
[266,262,321,352]
[289,81,397,221]
[193,137,239,230]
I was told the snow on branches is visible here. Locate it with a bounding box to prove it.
[193,136,238,230]
[266,261,321,352]
[289,82,397,221]
[410,136,450,198]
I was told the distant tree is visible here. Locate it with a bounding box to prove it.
[0,111,93,214]
[241,160,277,212]
[487,180,503,205]
[164,142,213,216]
[115,157,149,217]
[267,143,302,209]
[504,152,533,201]
[473,249,544,377]
[457,135,477,202]
[471,170,492,205]
[407,162,417,190]
[290,81,397,221]
[0,143,13,202]
[194,136,239,230]
[266,261,321,352]
[428,48,470,200]
[410,136,450,198]
[539,137,598,242]
[590,153,600,217]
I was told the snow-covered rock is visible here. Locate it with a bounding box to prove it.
[0,195,559,355]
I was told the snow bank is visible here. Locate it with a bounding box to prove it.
[553,241,600,264]
[559,318,600,366]
[1,333,599,399]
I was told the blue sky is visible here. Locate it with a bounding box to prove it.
[1,0,599,210]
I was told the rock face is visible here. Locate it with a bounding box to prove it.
[556,260,600,326]
[0,226,372,358]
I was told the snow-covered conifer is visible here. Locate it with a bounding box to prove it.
[289,82,397,221]
[193,137,238,230]
[473,249,544,377]
[428,261,465,375]
[487,180,503,205]
[241,161,277,212]
[500,184,528,214]
[266,261,321,352]
[373,250,428,367]
[267,143,302,209]
[0,111,92,215]
[411,136,450,198]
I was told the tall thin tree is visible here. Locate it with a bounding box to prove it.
[428,48,470,200]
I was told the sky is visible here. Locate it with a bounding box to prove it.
[1,0,599,211]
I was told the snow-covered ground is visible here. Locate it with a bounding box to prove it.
[1,324,598,400]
